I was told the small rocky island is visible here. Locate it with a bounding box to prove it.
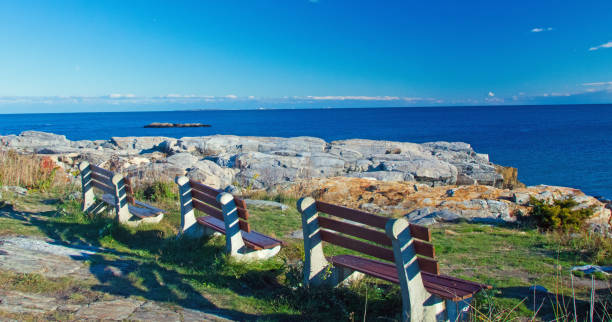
[144,122,211,128]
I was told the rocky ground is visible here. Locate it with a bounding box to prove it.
[0,131,513,189]
[3,130,609,235]
[0,206,230,321]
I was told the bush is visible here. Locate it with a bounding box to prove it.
[529,197,593,232]
[140,181,177,201]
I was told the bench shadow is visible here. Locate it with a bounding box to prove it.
[0,203,298,320]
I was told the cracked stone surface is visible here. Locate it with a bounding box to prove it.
[0,236,234,321]
[75,298,143,320]
[0,236,96,279]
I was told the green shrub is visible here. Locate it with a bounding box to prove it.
[529,197,593,232]
[140,181,177,201]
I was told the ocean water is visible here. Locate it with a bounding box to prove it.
[1,105,611,199]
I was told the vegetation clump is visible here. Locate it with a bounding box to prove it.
[530,197,594,232]
[138,180,177,201]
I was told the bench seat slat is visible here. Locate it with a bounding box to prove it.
[330,255,488,301]
[102,194,163,218]
[317,216,435,258]
[196,216,281,250]
[193,201,250,232]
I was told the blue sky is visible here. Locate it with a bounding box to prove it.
[0,0,611,112]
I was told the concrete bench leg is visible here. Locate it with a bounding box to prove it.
[386,218,445,322]
[297,197,362,286]
[176,176,207,238]
[218,192,280,261]
[79,162,96,213]
[111,174,132,224]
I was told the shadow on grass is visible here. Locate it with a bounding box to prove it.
[0,203,300,320]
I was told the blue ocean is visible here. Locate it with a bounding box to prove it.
[1,104,611,199]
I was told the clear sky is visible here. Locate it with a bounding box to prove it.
[0,0,611,113]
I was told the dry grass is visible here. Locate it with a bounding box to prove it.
[0,150,69,191]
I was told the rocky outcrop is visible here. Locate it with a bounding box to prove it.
[0,131,508,189]
[280,177,611,234]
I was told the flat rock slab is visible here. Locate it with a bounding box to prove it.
[75,298,143,320]
[0,237,97,279]
[0,290,58,315]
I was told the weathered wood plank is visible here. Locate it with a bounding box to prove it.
[316,201,388,229]
[319,230,395,262]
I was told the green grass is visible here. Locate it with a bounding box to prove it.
[0,189,610,320]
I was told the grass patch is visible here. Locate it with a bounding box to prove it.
[0,186,610,320]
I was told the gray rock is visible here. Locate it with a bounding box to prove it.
[1,186,27,195]
[165,153,199,169]
[512,192,531,205]
[245,199,288,211]
[347,171,405,182]
[75,299,143,320]
[111,136,175,151]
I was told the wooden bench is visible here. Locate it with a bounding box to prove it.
[297,197,491,322]
[79,161,164,226]
[175,176,282,260]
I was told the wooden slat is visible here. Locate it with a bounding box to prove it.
[417,257,439,275]
[316,201,388,229]
[317,216,435,258]
[90,164,114,177]
[189,180,220,197]
[319,216,391,246]
[410,224,431,242]
[92,180,115,195]
[233,198,250,220]
[193,199,223,220]
[198,216,279,249]
[123,177,135,206]
[191,189,249,220]
[191,189,222,208]
[319,230,395,262]
[91,172,113,186]
[196,214,250,233]
[331,255,477,301]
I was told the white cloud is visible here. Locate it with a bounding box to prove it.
[307,95,401,101]
[108,93,135,99]
[531,27,553,33]
[488,91,495,97]
[582,81,612,86]
[589,41,612,51]
[225,94,238,99]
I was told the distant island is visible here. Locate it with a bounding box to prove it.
[144,122,211,128]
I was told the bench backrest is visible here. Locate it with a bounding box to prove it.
[89,164,135,205]
[188,179,251,232]
[315,201,439,275]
